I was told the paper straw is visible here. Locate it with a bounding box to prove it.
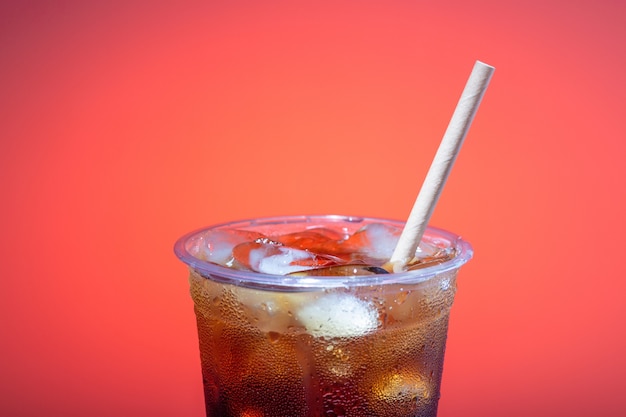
[388,61,495,272]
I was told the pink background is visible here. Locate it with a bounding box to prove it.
[1,1,625,416]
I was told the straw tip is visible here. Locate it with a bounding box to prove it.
[475,60,495,71]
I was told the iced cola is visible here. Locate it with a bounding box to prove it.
[174,215,472,417]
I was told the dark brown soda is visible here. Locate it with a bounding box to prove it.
[189,264,457,417]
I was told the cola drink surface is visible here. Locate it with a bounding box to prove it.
[174,215,472,417]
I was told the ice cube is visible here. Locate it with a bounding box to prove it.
[234,288,311,334]
[296,293,379,338]
[407,239,456,267]
[233,241,337,275]
[343,223,402,260]
[199,230,265,265]
[257,246,331,275]
[275,229,343,251]
[369,370,431,415]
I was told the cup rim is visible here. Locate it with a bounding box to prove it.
[174,214,473,291]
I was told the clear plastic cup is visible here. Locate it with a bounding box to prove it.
[174,215,472,417]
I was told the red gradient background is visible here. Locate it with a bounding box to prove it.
[1,1,625,416]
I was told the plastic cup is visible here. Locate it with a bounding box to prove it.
[174,215,472,417]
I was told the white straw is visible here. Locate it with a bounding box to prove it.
[388,60,494,272]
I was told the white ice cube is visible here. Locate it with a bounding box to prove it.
[251,246,315,275]
[200,230,262,265]
[356,223,401,259]
[369,371,431,415]
[296,293,379,338]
